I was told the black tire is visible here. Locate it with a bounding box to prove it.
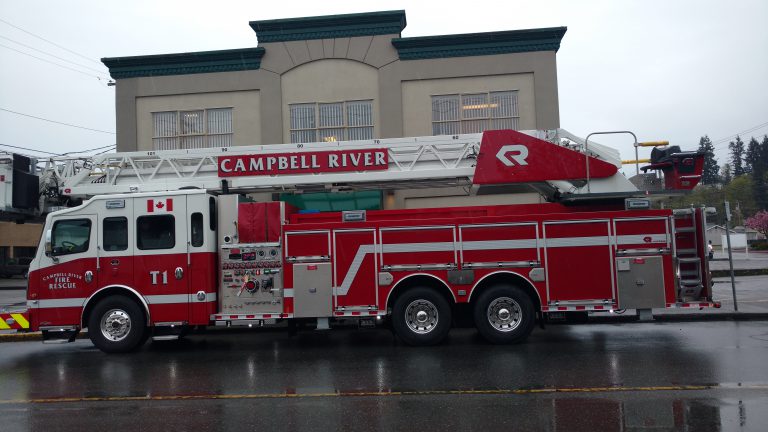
[473,285,535,344]
[88,296,147,353]
[391,287,452,346]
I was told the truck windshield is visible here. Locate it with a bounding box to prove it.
[51,219,92,255]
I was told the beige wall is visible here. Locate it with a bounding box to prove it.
[280,59,380,142]
[115,70,283,151]
[401,74,536,137]
[0,221,42,257]
[109,31,562,210]
[376,51,559,139]
[114,38,560,152]
[136,90,262,150]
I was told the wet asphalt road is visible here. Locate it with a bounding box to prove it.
[1,321,768,431]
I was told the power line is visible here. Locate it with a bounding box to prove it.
[0,34,107,75]
[0,143,59,155]
[712,121,768,150]
[1,143,117,157]
[0,108,115,134]
[92,147,117,156]
[0,43,110,81]
[0,17,103,66]
[60,145,116,155]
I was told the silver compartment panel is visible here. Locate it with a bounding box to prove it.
[293,263,332,318]
[616,256,666,309]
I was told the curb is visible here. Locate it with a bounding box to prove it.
[0,331,89,343]
[4,313,768,342]
[0,332,45,342]
[577,313,768,324]
[711,268,768,277]
[652,313,768,322]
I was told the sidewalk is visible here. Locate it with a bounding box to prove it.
[649,275,768,319]
[708,250,768,271]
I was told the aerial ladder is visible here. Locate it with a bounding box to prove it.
[1,128,703,218]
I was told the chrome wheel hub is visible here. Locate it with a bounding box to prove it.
[100,309,131,342]
[405,300,439,334]
[487,297,522,332]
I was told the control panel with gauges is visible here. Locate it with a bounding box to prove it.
[219,244,283,314]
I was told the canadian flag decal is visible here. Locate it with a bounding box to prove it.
[147,198,173,212]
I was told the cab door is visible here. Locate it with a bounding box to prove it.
[133,195,189,324]
[187,194,218,325]
[34,215,98,327]
[98,199,134,291]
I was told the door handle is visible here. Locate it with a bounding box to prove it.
[85,270,93,283]
[175,267,184,280]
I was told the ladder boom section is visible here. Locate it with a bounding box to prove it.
[16,128,703,213]
[55,135,482,198]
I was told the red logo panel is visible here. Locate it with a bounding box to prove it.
[473,130,618,185]
[218,149,388,177]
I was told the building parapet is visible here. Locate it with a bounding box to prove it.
[102,47,265,79]
[250,10,407,43]
[392,27,567,60]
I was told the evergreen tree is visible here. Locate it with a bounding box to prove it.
[697,135,719,184]
[729,135,746,176]
[721,163,732,185]
[745,137,760,174]
[752,135,768,210]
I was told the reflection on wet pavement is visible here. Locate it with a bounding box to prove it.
[0,321,767,431]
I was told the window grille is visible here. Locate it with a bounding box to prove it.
[431,91,518,135]
[152,108,232,150]
[289,100,373,143]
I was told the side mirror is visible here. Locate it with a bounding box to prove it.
[44,229,53,256]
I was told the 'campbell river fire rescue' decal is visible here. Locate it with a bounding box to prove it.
[42,272,83,290]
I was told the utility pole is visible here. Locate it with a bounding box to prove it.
[724,201,738,311]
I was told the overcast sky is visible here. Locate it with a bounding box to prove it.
[1,0,766,172]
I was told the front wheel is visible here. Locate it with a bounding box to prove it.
[392,287,452,346]
[88,296,147,353]
[473,285,535,344]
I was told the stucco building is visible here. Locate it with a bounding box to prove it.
[0,221,42,262]
[102,10,566,210]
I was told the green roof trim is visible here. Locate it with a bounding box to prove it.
[102,48,265,79]
[392,27,567,60]
[250,10,406,42]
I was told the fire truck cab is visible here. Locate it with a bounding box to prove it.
[29,190,218,351]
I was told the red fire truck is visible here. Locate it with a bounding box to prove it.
[2,129,716,352]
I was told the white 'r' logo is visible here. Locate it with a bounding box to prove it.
[496,145,529,166]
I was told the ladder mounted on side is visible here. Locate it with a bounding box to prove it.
[1,128,705,218]
[672,207,712,302]
[45,134,483,199]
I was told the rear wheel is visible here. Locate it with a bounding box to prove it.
[88,296,147,353]
[392,287,452,346]
[473,285,535,344]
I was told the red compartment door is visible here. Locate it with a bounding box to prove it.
[543,220,614,305]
